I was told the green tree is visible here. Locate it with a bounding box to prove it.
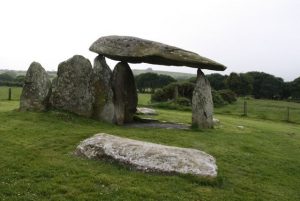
[291,77,300,99]
[135,73,176,93]
[15,75,25,85]
[206,73,227,90]
[225,73,252,96]
[246,72,284,99]
[0,73,15,82]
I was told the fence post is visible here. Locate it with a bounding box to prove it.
[8,88,12,101]
[243,100,248,116]
[287,107,290,122]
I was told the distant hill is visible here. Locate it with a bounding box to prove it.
[132,68,196,80]
[0,69,57,79]
[1,68,196,80]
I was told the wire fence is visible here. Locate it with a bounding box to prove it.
[1,88,300,124]
[0,87,22,100]
[214,99,300,124]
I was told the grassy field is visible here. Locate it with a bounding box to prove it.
[0,97,299,200]
[215,98,300,123]
[0,87,22,100]
[2,88,299,123]
[139,93,300,124]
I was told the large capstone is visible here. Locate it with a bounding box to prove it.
[192,69,214,128]
[89,35,226,71]
[20,62,51,111]
[50,55,93,117]
[92,55,115,123]
[112,62,137,125]
[75,133,217,177]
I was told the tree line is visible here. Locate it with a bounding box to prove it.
[1,70,299,101]
[135,71,300,102]
[0,72,25,86]
[203,72,299,100]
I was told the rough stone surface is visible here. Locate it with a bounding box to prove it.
[136,107,157,115]
[192,69,214,128]
[89,35,226,71]
[92,55,115,123]
[112,62,137,125]
[20,62,51,111]
[50,55,93,117]
[75,133,217,177]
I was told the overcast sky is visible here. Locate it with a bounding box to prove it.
[0,0,299,81]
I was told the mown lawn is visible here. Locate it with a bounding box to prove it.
[0,100,299,201]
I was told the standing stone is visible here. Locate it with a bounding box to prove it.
[20,62,51,111]
[112,62,137,125]
[50,55,93,117]
[92,55,115,123]
[192,69,214,128]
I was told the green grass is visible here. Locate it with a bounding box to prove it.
[214,98,300,123]
[138,93,300,124]
[0,100,299,201]
[0,86,22,100]
[137,93,151,106]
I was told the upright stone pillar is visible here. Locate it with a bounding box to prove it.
[20,62,51,111]
[50,55,94,117]
[112,62,137,125]
[92,55,115,123]
[192,69,214,128]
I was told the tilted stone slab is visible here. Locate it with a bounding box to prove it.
[89,35,226,71]
[75,133,217,177]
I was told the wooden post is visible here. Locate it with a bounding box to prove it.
[243,100,247,116]
[287,107,290,122]
[8,88,12,101]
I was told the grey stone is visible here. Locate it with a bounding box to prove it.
[192,69,214,128]
[89,35,226,71]
[136,107,157,115]
[92,55,115,123]
[112,62,137,125]
[213,118,220,125]
[237,125,245,129]
[75,133,217,177]
[20,62,51,111]
[50,55,93,117]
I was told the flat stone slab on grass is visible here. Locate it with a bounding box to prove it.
[125,122,189,130]
[136,107,158,115]
[75,133,217,177]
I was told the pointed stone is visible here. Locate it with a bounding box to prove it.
[20,62,51,111]
[92,55,115,123]
[112,62,137,125]
[192,69,214,128]
[50,55,93,117]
